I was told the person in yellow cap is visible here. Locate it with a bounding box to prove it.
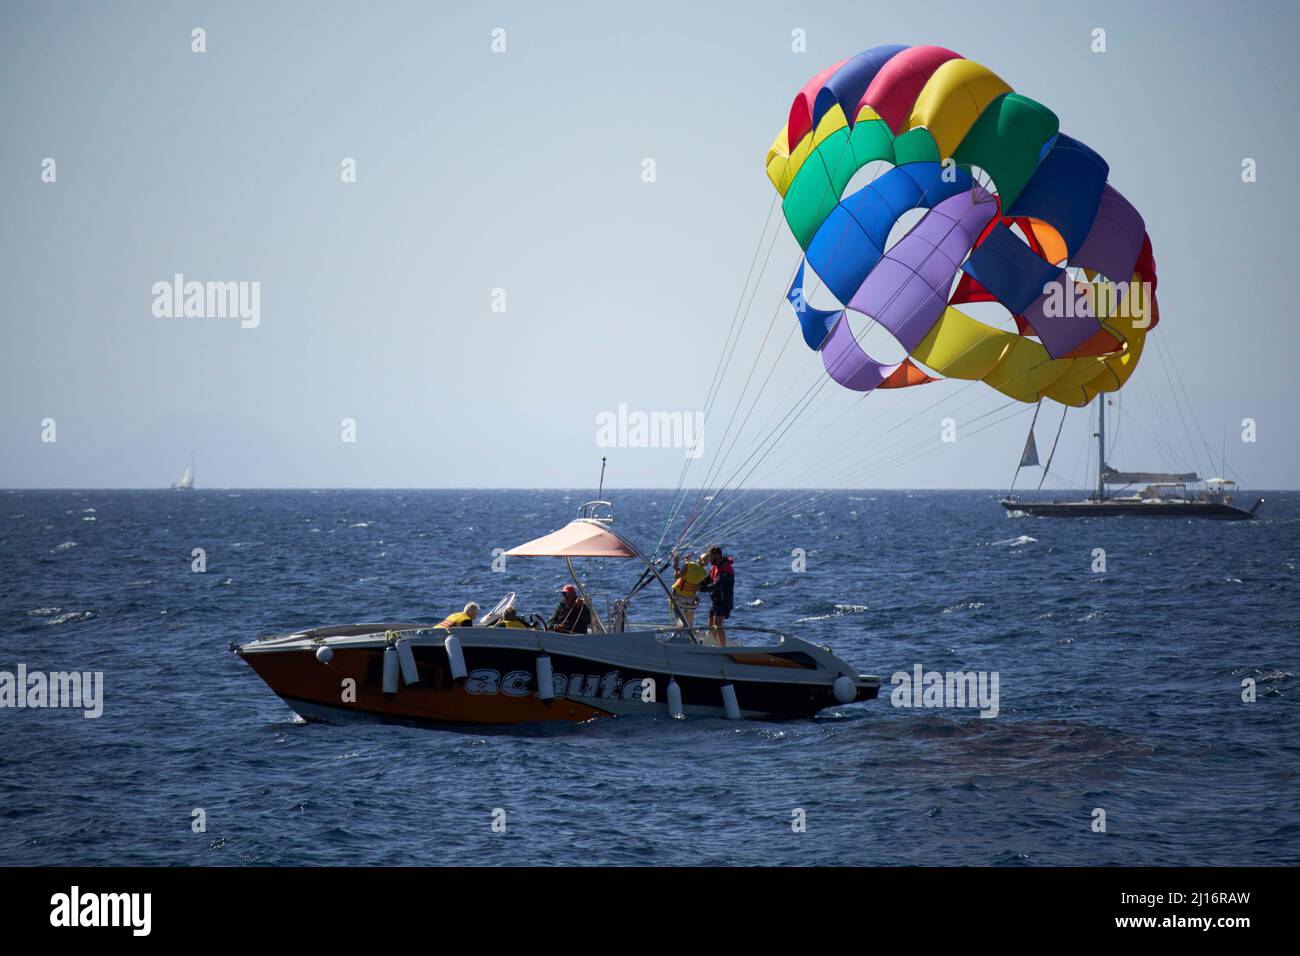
[671,550,709,628]
[438,602,479,628]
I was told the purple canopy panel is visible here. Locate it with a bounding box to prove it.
[1021,274,1102,358]
[847,188,997,352]
[1072,184,1146,285]
[820,313,898,391]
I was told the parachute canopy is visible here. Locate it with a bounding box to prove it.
[766,45,1160,408]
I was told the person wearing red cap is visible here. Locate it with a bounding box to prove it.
[548,583,592,634]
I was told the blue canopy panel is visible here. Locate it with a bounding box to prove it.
[962,223,1065,316]
[1037,132,1059,161]
[812,45,909,129]
[786,259,842,350]
[1006,134,1109,258]
[806,162,973,304]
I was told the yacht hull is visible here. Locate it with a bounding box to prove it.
[236,624,879,728]
[1001,498,1260,520]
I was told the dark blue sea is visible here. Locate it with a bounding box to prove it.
[1,489,1296,866]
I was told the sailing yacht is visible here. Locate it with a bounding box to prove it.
[1001,398,1262,520]
[171,456,195,491]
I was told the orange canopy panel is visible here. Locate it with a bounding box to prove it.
[504,521,638,558]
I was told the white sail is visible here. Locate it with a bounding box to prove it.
[1019,430,1039,468]
[172,458,194,490]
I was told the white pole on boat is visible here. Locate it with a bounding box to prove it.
[444,633,467,682]
[382,644,399,694]
[666,678,684,718]
[396,638,419,685]
[536,653,555,702]
[720,682,742,720]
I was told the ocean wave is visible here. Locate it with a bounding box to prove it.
[942,601,988,614]
[794,604,868,622]
[46,610,95,626]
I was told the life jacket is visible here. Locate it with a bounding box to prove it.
[438,611,474,628]
[673,561,708,597]
[709,557,734,583]
[497,618,528,629]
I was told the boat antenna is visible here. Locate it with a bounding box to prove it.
[597,456,607,500]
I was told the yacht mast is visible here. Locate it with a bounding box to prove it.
[1096,396,1106,501]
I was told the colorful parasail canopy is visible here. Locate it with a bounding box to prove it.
[766,44,1160,407]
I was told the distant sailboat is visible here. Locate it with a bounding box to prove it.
[1002,398,1262,520]
[172,456,195,491]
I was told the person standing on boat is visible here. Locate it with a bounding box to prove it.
[437,602,479,628]
[698,545,734,646]
[670,550,708,628]
[548,584,592,634]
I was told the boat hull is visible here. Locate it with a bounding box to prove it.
[237,625,878,728]
[1001,498,1259,520]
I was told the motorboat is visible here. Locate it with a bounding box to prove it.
[235,501,880,727]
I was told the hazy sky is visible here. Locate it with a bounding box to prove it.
[2,0,1297,490]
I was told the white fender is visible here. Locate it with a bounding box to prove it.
[314,645,333,665]
[666,678,684,719]
[721,682,741,720]
[382,645,399,694]
[536,655,554,701]
[397,639,419,685]
[832,675,856,704]
[444,633,467,681]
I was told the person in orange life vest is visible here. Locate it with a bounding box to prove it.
[438,602,479,628]
[671,550,708,628]
[697,546,734,646]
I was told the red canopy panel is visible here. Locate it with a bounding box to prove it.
[504,521,637,558]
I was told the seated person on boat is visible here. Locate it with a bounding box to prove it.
[496,607,530,629]
[548,584,592,634]
[438,602,479,628]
